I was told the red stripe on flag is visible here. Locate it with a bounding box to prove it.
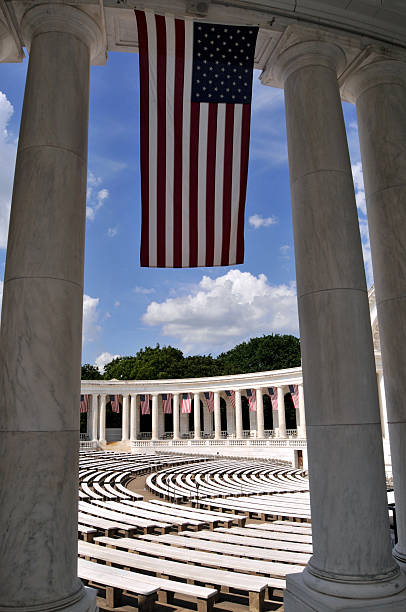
[136,11,150,267]
[189,102,200,267]
[173,18,185,268]
[206,103,218,267]
[155,15,167,267]
[221,104,234,266]
[236,104,251,264]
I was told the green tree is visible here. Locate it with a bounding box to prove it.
[217,334,301,375]
[103,345,186,380]
[181,355,220,378]
[81,363,103,380]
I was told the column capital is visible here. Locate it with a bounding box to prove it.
[341,54,406,103]
[21,3,105,63]
[0,20,15,62]
[261,25,346,88]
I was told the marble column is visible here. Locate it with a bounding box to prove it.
[151,394,159,440]
[234,390,243,439]
[99,395,106,444]
[256,388,265,438]
[173,393,180,440]
[121,394,129,441]
[158,395,165,438]
[0,18,15,62]
[214,391,221,440]
[130,394,138,441]
[91,394,98,442]
[277,386,286,438]
[193,393,201,439]
[271,35,406,610]
[298,383,306,438]
[0,6,103,609]
[343,57,406,575]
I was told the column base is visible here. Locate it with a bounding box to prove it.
[0,586,98,612]
[285,571,406,612]
[393,545,406,573]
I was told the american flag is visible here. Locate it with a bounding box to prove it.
[246,388,256,412]
[111,394,121,413]
[162,393,172,414]
[80,394,89,413]
[182,392,192,414]
[268,387,278,411]
[140,394,151,415]
[289,384,299,410]
[204,391,214,413]
[136,10,258,268]
[225,389,236,409]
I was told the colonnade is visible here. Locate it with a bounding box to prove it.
[0,3,405,612]
[83,384,306,442]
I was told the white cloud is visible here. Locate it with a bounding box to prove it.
[95,351,121,373]
[82,294,102,343]
[114,300,120,307]
[134,286,156,295]
[249,213,277,229]
[280,245,290,256]
[86,172,109,221]
[143,269,298,354]
[107,226,118,238]
[352,162,367,215]
[0,92,17,249]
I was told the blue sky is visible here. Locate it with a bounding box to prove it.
[0,51,371,371]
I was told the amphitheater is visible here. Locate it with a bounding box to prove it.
[1,1,406,612]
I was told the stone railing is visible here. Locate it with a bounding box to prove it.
[131,438,306,448]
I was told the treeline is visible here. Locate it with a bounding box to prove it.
[82,334,301,381]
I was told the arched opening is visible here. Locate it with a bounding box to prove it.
[263,394,274,431]
[284,392,297,429]
[164,403,173,433]
[140,398,152,433]
[220,397,227,431]
[241,396,250,431]
[106,396,122,428]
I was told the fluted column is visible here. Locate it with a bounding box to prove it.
[277,386,286,438]
[214,391,221,440]
[270,34,406,610]
[193,393,201,439]
[298,383,306,438]
[130,394,138,441]
[234,390,243,439]
[256,388,265,438]
[99,394,106,444]
[343,57,406,575]
[151,394,159,440]
[173,393,180,440]
[121,394,129,441]
[0,6,103,609]
[91,394,98,442]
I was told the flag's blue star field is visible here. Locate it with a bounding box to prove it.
[191,22,258,104]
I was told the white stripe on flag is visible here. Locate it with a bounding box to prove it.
[182,18,193,267]
[213,103,226,265]
[229,104,242,264]
[146,11,157,267]
[165,15,175,267]
[197,103,209,266]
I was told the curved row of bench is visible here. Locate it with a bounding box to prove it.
[146,458,308,502]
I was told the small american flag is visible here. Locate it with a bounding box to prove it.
[162,393,172,414]
[136,10,258,267]
[268,387,278,411]
[111,394,121,413]
[289,384,299,410]
[204,391,214,413]
[246,388,256,412]
[80,394,89,413]
[182,392,192,414]
[140,394,151,415]
[225,390,236,409]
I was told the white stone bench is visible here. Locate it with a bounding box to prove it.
[78,524,97,542]
[79,544,218,612]
[78,557,158,611]
[141,532,311,565]
[78,512,138,537]
[79,501,167,534]
[79,540,266,611]
[246,523,313,541]
[218,525,313,545]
